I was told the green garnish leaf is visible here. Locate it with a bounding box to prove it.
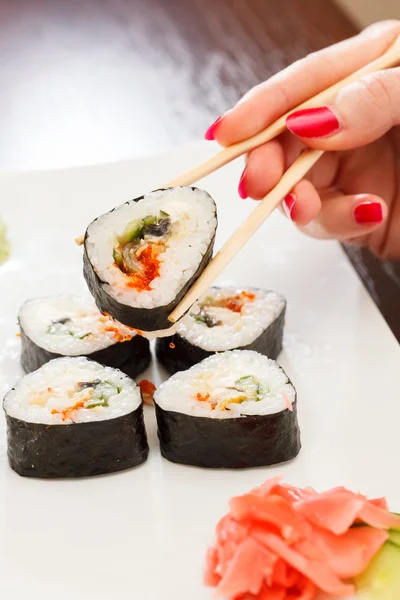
[85,380,120,409]
[118,219,143,245]
[235,375,266,401]
[142,215,157,227]
[66,330,91,339]
[116,213,166,250]
[113,247,123,266]
[235,375,259,388]
[104,380,122,394]
[84,398,109,409]
[190,312,207,324]
[160,210,170,217]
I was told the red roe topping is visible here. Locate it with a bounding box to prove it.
[126,245,161,291]
[211,290,256,313]
[196,392,210,403]
[139,379,157,406]
[51,400,86,421]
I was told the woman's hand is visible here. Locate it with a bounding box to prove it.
[205,21,400,260]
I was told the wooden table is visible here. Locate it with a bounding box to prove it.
[1,0,399,340]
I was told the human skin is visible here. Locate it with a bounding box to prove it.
[205,21,400,260]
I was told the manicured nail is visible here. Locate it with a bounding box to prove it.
[354,202,383,224]
[286,107,341,138]
[238,169,248,199]
[204,116,223,141]
[283,193,296,219]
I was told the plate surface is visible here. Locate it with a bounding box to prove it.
[0,142,399,600]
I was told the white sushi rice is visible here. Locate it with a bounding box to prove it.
[178,287,285,351]
[19,295,135,355]
[154,350,295,419]
[85,187,217,309]
[3,357,141,425]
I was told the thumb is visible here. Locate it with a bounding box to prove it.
[286,67,400,150]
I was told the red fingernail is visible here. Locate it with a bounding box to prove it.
[286,107,340,138]
[204,116,223,141]
[354,202,383,224]
[238,169,248,199]
[283,193,296,219]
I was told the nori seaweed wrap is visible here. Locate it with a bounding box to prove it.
[3,357,149,478]
[156,287,286,374]
[83,186,217,331]
[19,295,151,377]
[154,350,300,469]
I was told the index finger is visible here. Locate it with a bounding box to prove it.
[209,20,400,147]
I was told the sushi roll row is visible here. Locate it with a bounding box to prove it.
[17,285,286,381]
[4,350,300,477]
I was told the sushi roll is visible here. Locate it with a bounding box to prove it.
[19,295,151,377]
[154,350,300,469]
[156,287,286,374]
[3,357,149,478]
[83,186,217,332]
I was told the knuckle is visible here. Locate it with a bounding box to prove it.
[356,71,400,116]
[361,74,390,107]
[273,79,293,110]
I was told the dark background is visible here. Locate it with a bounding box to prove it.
[1,0,399,340]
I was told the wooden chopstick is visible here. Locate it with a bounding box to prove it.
[165,35,400,188]
[167,35,400,323]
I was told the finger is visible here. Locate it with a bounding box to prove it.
[281,179,321,226]
[238,140,285,200]
[238,132,334,200]
[204,20,400,144]
[286,67,400,150]
[297,193,387,240]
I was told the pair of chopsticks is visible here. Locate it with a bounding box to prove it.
[76,35,400,325]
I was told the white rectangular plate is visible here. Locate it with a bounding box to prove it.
[1,142,399,600]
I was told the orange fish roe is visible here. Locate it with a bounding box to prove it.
[196,392,210,403]
[169,342,175,349]
[100,312,135,341]
[138,379,156,406]
[126,244,161,291]
[15,333,21,338]
[51,400,86,422]
[104,324,133,343]
[218,291,256,313]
